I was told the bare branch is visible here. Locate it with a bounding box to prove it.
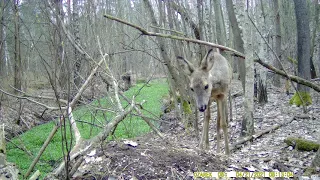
[103,14,245,59]
[0,88,65,110]
[254,59,320,92]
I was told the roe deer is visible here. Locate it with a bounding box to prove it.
[178,49,232,155]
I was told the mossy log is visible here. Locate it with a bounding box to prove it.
[284,137,319,151]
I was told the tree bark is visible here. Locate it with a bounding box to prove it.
[13,0,22,94]
[73,0,82,88]
[293,0,311,93]
[54,0,68,97]
[272,0,282,87]
[310,1,320,77]
[214,0,226,46]
[257,0,268,104]
[0,0,5,76]
[241,0,254,137]
[225,0,246,91]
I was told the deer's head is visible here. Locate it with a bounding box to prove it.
[178,49,216,112]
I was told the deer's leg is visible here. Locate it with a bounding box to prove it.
[200,100,211,150]
[216,100,221,154]
[220,98,230,155]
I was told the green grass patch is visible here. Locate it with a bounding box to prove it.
[7,78,169,179]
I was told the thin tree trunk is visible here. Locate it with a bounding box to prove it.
[241,0,254,136]
[13,0,22,94]
[213,0,226,46]
[0,0,5,76]
[257,0,268,104]
[310,1,320,77]
[73,0,82,88]
[226,0,246,91]
[55,0,67,97]
[272,0,282,87]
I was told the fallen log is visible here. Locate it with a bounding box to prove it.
[230,116,296,151]
[284,137,319,151]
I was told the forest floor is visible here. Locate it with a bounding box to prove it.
[1,78,320,179]
[71,79,320,180]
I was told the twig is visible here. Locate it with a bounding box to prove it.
[75,119,103,128]
[10,88,68,104]
[97,37,123,111]
[150,25,185,35]
[0,88,65,110]
[118,91,165,139]
[6,137,33,156]
[103,14,245,59]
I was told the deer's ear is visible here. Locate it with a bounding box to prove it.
[177,56,195,75]
[200,49,215,71]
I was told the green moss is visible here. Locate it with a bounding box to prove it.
[182,100,192,115]
[289,92,312,106]
[287,56,298,65]
[303,168,317,176]
[284,137,319,151]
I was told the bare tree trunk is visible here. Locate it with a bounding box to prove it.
[13,0,22,94]
[318,33,320,77]
[241,0,254,136]
[213,0,226,46]
[272,0,282,87]
[196,0,205,58]
[226,0,246,91]
[310,1,319,77]
[257,0,268,104]
[73,0,82,88]
[0,0,5,76]
[293,0,311,93]
[54,0,68,98]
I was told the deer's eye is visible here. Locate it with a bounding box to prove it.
[204,84,209,90]
[190,87,194,92]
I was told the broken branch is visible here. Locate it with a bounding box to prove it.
[254,59,320,92]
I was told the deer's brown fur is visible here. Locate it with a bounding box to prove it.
[178,49,232,155]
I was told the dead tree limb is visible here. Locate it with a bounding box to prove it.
[103,14,245,59]
[254,59,320,92]
[230,116,295,151]
[25,120,60,178]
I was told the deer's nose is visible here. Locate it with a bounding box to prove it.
[199,105,207,112]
